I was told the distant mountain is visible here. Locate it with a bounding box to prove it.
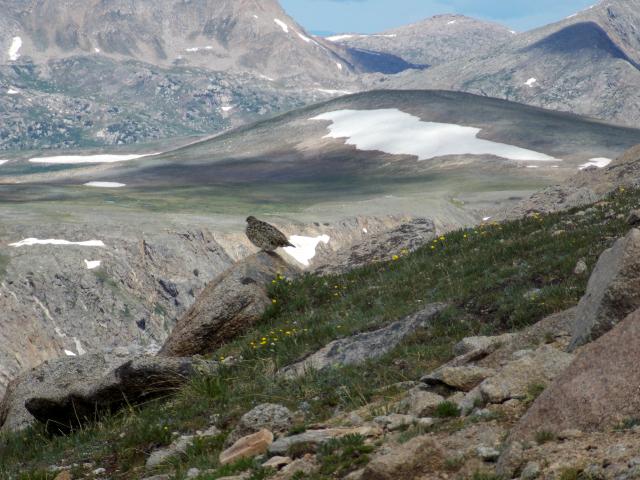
[382,1,640,127]
[0,0,417,151]
[326,14,515,66]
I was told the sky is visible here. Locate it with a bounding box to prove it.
[280,0,599,35]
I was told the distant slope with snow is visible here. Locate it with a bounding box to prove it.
[327,14,514,66]
[382,0,640,127]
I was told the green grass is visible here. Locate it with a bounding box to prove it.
[433,401,461,419]
[1,187,639,479]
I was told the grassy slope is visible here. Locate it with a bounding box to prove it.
[1,186,637,480]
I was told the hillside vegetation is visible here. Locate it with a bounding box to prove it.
[1,186,638,479]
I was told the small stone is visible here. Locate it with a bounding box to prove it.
[574,259,588,275]
[272,457,318,480]
[374,414,417,431]
[227,403,292,445]
[92,468,106,475]
[262,456,292,469]
[477,445,500,462]
[627,210,640,226]
[422,365,496,392]
[397,388,444,417]
[348,412,364,426]
[186,468,201,478]
[520,462,540,480]
[558,429,583,440]
[146,435,194,469]
[219,429,274,466]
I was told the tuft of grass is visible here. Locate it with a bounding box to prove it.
[535,430,557,445]
[558,467,582,480]
[316,434,374,477]
[434,401,461,418]
[525,383,546,404]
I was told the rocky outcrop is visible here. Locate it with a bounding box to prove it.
[0,352,216,433]
[506,308,640,444]
[569,229,640,349]
[159,252,299,357]
[280,303,447,378]
[312,218,436,275]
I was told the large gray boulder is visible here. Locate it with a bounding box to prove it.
[312,218,436,275]
[0,352,216,433]
[499,308,640,477]
[569,229,640,350]
[280,303,447,378]
[159,252,299,357]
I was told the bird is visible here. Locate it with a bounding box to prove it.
[245,216,294,252]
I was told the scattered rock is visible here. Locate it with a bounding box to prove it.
[159,252,299,357]
[186,468,200,478]
[373,414,433,431]
[627,210,640,227]
[272,456,318,480]
[574,259,588,275]
[478,345,573,404]
[0,352,217,433]
[146,426,220,469]
[453,333,516,357]
[262,456,292,469]
[520,461,541,480]
[219,429,274,466]
[570,229,640,350]
[362,435,443,480]
[227,403,293,445]
[477,445,500,462]
[92,468,106,475]
[268,427,380,455]
[280,304,447,378]
[422,365,496,392]
[396,388,444,417]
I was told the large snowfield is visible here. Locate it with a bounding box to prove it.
[311,109,558,162]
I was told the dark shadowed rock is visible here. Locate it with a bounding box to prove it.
[498,308,640,476]
[0,352,216,433]
[569,229,640,350]
[159,252,299,357]
[312,218,436,275]
[280,303,447,379]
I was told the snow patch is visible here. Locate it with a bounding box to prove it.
[579,157,612,170]
[74,337,86,355]
[274,18,289,33]
[8,37,22,61]
[221,106,233,112]
[316,89,353,96]
[259,74,274,81]
[297,32,312,43]
[29,153,158,164]
[483,216,492,222]
[64,350,77,357]
[0,160,7,166]
[84,182,126,188]
[447,20,457,25]
[336,62,343,71]
[10,238,106,248]
[94,47,101,53]
[284,235,330,266]
[84,259,102,270]
[362,228,368,234]
[185,46,213,52]
[7,88,18,95]
[525,78,537,87]
[326,34,355,42]
[311,109,558,162]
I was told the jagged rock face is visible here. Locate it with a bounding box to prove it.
[383,0,640,127]
[329,14,514,66]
